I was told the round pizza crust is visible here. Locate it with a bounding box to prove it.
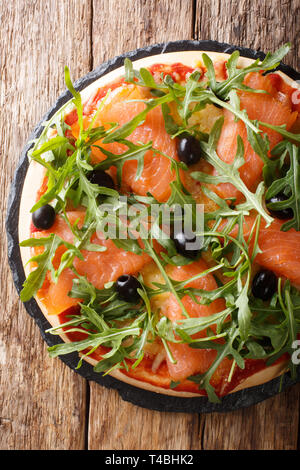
[19,49,299,398]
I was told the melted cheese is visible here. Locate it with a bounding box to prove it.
[140,262,170,312]
[188,103,223,133]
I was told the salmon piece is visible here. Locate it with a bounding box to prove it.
[241,74,297,147]
[73,236,150,291]
[33,212,84,314]
[268,72,300,112]
[226,215,300,288]
[214,72,298,201]
[158,260,226,382]
[64,78,125,126]
[213,59,228,81]
[255,219,300,288]
[34,211,83,243]
[72,84,182,202]
[167,343,217,383]
[38,268,78,315]
[243,72,277,96]
[164,261,225,321]
[33,211,151,314]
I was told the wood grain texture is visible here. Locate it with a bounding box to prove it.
[0,0,92,449]
[1,0,300,451]
[195,0,300,70]
[88,387,201,450]
[203,384,300,450]
[91,0,194,66]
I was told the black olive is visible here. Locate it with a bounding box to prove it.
[176,136,202,166]
[266,193,293,220]
[252,269,277,301]
[206,87,224,108]
[87,170,115,190]
[150,88,165,97]
[32,204,56,230]
[257,337,273,350]
[172,229,200,259]
[115,275,141,303]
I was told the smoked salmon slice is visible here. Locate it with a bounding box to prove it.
[158,260,226,381]
[214,72,298,201]
[71,85,182,202]
[227,215,300,288]
[33,211,152,314]
[268,72,300,112]
[255,219,300,288]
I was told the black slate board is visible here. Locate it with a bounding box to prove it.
[6,40,300,413]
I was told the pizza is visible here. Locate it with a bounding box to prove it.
[18,44,300,402]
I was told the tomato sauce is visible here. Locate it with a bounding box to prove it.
[64,78,125,126]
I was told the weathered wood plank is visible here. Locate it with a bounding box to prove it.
[88,0,199,450]
[195,0,300,451]
[0,0,92,449]
[195,0,300,70]
[202,384,300,450]
[91,0,194,65]
[88,387,201,450]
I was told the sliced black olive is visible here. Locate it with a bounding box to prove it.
[171,229,200,259]
[87,170,115,190]
[252,269,277,301]
[176,136,202,166]
[32,204,56,230]
[115,275,141,303]
[266,193,293,220]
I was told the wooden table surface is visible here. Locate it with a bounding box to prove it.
[1,0,300,450]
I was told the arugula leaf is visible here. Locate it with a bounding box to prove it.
[64,66,84,138]
[30,149,78,212]
[20,234,65,301]
[31,135,70,159]
[245,123,284,189]
[235,272,251,340]
[259,122,300,143]
[143,239,191,319]
[180,70,204,124]
[191,117,273,225]
[265,143,300,231]
[204,43,291,100]
[188,324,242,402]
[48,325,141,357]
[102,93,173,143]
[94,140,153,184]
[124,58,168,92]
[161,102,180,136]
